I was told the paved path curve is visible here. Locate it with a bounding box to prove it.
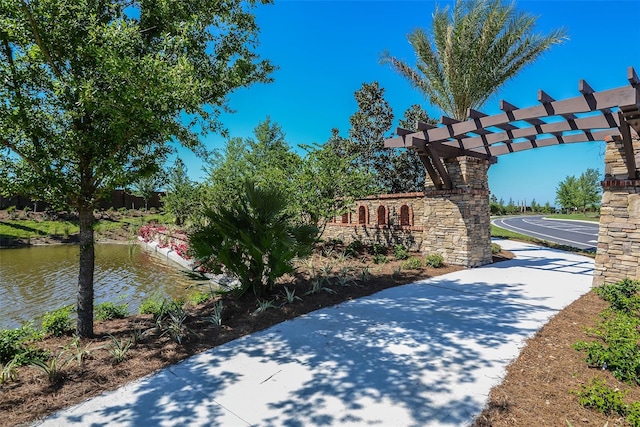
[492,215,599,251]
[35,240,594,427]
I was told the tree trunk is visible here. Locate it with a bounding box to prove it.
[77,204,95,338]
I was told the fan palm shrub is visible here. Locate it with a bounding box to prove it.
[189,181,318,298]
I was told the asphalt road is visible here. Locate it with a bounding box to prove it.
[492,215,599,251]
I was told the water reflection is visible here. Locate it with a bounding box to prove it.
[0,243,208,329]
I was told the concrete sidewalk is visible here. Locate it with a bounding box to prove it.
[35,240,594,427]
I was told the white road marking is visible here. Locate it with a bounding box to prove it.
[493,218,596,248]
[520,217,598,237]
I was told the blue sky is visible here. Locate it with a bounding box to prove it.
[177,0,640,206]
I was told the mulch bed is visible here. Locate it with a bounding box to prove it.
[1,249,467,426]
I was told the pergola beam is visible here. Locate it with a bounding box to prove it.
[618,111,638,179]
[424,144,452,189]
[445,112,621,152]
[384,68,640,182]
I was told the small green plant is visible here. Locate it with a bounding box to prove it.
[425,253,445,268]
[360,267,372,282]
[402,257,423,269]
[574,309,640,384]
[95,301,129,321]
[321,247,336,259]
[208,300,224,326]
[253,299,276,315]
[0,357,19,384]
[41,306,73,337]
[318,262,334,277]
[282,287,302,304]
[140,297,184,322]
[572,377,628,416]
[335,252,348,263]
[108,335,132,364]
[139,296,164,317]
[344,240,363,258]
[131,323,150,345]
[161,307,192,344]
[66,336,95,368]
[491,242,502,254]
[392,265,402,278]
[594,278,640,314]
[628,401,640,427]
[306,278,335,295]
[188,290,212,306]
[372,254,388,264]
[370,243,387,256]
[393,244,409,260]
[335,268,354,287]
[0,323,44,364]
[31,351,70,384]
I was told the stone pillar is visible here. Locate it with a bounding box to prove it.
[420,156,492,267]
[593,134,640,286]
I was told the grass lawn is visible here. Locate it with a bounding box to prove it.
[0,212,171,241]
[0,219,79,240]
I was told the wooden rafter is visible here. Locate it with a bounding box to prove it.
[385,67,640,182]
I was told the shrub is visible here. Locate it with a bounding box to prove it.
[425,253,445,268]
[572,377,628,416]
[372,254,388,264]
[628,401,640,427]
[95,302,129,321]
[403,257,422,269]
[491,242,502,254]
[393,244,409,260]
[594,278,640,314]
[41,306,73,337]
[574,310,640,384]
[189,181,318,298]
[370,243,387,256]
[139,296,164,317]
[344,240,364,258]
[139,297,184,322]
[188,290,212,306]
[0,324,45,365]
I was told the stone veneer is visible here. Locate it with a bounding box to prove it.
[322,156,493,268]
[593,134,640,286]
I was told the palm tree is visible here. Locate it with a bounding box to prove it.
[381,0,566,121]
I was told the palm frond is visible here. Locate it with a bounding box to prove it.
[382,0,566,120]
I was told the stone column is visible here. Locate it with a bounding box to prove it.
[419,156,493,267]
[593,134,640,286]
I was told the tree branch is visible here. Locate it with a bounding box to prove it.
[1,37,44,155]
[19,0,65,81]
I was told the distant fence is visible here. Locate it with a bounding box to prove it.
[0,190,165,211]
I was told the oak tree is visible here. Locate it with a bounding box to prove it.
[0,0,274,337]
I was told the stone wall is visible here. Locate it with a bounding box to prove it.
[321,156,493,267]
[593,134,640,286]
[321,193,424,251]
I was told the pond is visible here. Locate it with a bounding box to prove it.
[0,243,209,329]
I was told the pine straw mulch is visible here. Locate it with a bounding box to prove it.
[473,290,640,427]
[3,245,636,427]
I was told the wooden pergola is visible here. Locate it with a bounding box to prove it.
[385,67,640,190]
